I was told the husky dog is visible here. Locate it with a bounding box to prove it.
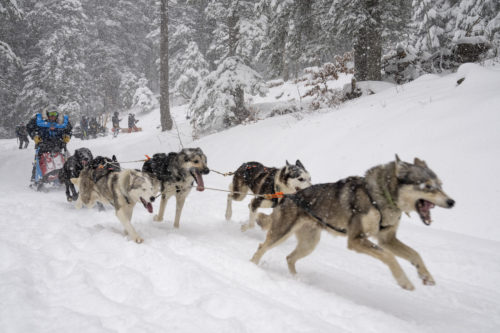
[225,160,312,231]
[251,156,455,290]
[58,147,93,201]
[71,168,159,243]
[142,148,209,228]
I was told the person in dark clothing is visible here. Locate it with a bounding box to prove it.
[26,105,72,182]
[80,115,89,140]
[128,113,139,133]
[111,112,121,137]
[88,117,99,138]
[15,123,29,149]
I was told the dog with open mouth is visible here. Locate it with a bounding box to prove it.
[142,148,209,228]
[251,155,455,290]
[71,168,159,243]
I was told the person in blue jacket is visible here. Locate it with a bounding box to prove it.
[26,105,72,183]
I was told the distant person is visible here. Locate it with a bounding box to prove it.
[128,113,139,133]
[112,112,121,138]
[80,115,89,140]
[89,117,99,138]
[15,123,30,149]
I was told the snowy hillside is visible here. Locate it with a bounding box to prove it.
[1,63,500,332]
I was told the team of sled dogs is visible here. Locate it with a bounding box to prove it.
[66,147,454,290]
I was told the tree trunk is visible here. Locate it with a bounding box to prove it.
[227,11,239,57]
[160,0,173,131]
[354,25,382,81]
[354,0,382,81]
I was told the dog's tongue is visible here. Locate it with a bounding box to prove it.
[193,170,205,191]
[146,202,153,213]
[141,198,153,213]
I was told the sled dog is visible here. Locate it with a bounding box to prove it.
[142,148,209,228]
[225,160,312,231]
[58,147,93,201]
[72,168,159,243]
[251,156,455,290]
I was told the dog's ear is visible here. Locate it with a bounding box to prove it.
[286,160,291,167]
[112,155,117,162]
[295,159,305,170]
[414,157,428,168]
[394,154,404,176]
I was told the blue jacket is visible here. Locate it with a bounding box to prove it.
[27,113,73,143]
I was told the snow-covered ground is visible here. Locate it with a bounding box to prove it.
[1,63,500,332]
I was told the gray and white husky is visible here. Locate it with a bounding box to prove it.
[72,168,159,243]
[251,155,455,290]
[142,148,210,228]
[225,160,312,231]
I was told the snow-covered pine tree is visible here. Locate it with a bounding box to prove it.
[257,0,290,80]
[17,0,90,122]
[188,0,267,136]
[259,0,322,81]
[119,72,140,111]
[205,0,264,67]
[0,0,23,136]
[131,78,158,114]
[168,1,211,101]
[188,57,267,136]
[83,0,157,114]
[172,42,209,101]
[453,0,500,60]
[327,0,412,81]
[411,0,456,57]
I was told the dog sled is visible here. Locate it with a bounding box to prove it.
[32,142,67,191]
[111,127,142,133]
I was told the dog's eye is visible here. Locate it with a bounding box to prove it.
[298,177,304,182]
[194,160,199,164]
[419,183,434,191]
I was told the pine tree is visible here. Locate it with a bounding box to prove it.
[327,0,412,81]
[205,0,263,67]
[83,0,158,114]
[0,0,24,136]
[168,0,211,101]
[411,0,455,55]
[17,0,91,122]
[188,57,267,136]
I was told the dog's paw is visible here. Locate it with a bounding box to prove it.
[418,270,435,286]
[134,236,144,244]
[241,223,253,232]
[67,197,73,202]
[398,279,415,291]
[153,215,163,222]
[421,275,436,286]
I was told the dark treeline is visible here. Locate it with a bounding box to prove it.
[1,0,498,137]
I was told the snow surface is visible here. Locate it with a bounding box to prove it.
[1,63,500,332]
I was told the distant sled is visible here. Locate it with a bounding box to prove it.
[111,127,142,133]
